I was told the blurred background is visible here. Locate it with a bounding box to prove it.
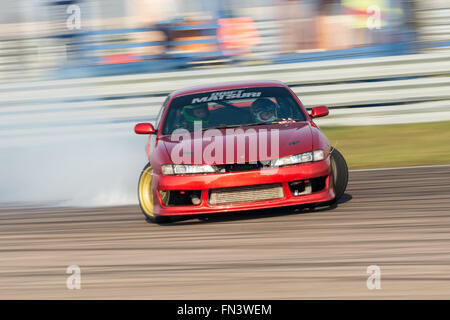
[1,0,449,79]
[0,0,449,206]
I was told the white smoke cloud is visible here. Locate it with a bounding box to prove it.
[0,134,148,207]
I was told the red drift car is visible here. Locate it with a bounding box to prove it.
[134,81,348,223]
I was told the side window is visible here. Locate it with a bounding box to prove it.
[155,97,169,130]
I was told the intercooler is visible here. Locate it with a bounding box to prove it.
[209,183,284,205]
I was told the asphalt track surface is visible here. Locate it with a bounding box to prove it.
[1,165,450,299]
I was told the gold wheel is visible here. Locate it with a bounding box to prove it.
[138,164,171,224]
[138,164,155,218]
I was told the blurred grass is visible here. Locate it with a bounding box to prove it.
[322,121,450,169]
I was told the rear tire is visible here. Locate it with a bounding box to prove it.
[138,163,171,224]
[328,148,348,205]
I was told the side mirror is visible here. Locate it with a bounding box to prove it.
[134,123,156,134]
[310,106,329,118]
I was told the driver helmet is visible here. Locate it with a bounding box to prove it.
[182,103,210,124]
[251,98,278,122]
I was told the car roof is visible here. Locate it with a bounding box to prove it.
[170,80,288,98]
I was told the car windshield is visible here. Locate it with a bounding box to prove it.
[161,86,307,134]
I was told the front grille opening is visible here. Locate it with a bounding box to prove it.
[311,176,327,192]
[209,183,284,205]
[289,180,311,196]
[214,162,270,173]
[159,190,202,206]
[289,176,327,196]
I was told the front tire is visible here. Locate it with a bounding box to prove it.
[138,163,171,224]
[328,148,348,205]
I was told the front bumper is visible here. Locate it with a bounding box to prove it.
[152,158,335,216]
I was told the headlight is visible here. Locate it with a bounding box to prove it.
[270,150,325,167]
[313,150,324,161]
[161,164,216,175]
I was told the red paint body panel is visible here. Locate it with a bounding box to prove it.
[152,159,335,216]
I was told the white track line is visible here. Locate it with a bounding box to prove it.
[350,163,450,172]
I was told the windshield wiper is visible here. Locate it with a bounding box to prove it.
[203,119,298,131]
[202,124,245,130]
[245,118,297,126]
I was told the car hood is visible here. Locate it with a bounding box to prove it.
[159,122,313,165]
